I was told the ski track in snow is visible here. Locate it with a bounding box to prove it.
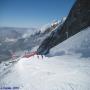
[0,55,90,90]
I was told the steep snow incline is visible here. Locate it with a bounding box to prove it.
[49,27,90,57]
[0,55,90,90]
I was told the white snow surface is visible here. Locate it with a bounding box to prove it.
[0,55,90,90]
[0,27,90,90]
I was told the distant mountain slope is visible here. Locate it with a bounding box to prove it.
[11,20,60,51]
[37,0,90,55]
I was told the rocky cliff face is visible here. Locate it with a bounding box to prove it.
[37,0,90,55]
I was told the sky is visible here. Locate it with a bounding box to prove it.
[0,0,75,28]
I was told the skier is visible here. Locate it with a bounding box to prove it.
[37,55,39,59]
[41,55,43,59]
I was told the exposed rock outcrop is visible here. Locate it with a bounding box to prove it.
[37,0,90,55]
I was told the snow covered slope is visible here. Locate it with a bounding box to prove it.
[49,27,90,57]
[0,27,90,90]
[0,55,90,90]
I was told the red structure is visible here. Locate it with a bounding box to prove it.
[23,51,38,58]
